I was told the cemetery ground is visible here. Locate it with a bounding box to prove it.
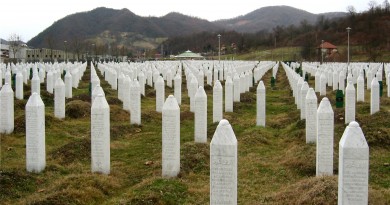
[1,63,390,204]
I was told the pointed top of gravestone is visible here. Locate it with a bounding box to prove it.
[92,92,109,109]
[226,76,233,84]
[214,80,222,89]
[346,81,355,90]
[163,95,179,111]
[211,119,237,145]
[306,88,317,100]
[55,77,65,87]
[340,121,369,150]
[195,86,207,99]
[318,97,333,114]
[174,73,181,79]
[26,92,44,107]
[371,76,379,87]
[0,83,13,93]
[190,76,198,84]
[257,80,265,90]
[301,81,309,90]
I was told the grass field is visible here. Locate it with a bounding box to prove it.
[0,62,389,204]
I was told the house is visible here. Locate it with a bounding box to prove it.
[318,41,340,62]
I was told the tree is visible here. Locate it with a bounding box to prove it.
[346,5,357,15]
[383,0,390,12]
[8,33,23,60]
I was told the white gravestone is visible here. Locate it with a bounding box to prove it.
[233,74,240,102]
[15,71,23,100]
[197,70,204,88]
[130,79,141,125]
[31,72,40,95]
[225,76,233,112]
[357,73,364,102]
[388,73,390,97]
[54,78,65,119]
[316,97,334,176]
[300,82,309,120]
[213,80,223,123]
[174,73,182,105]
[138,71,146,96]
[26,93,45,173]
[162,95,180,178]
[332,70,338,91]
[345,81,355,124]
[305,88,317,143]
[117,72,124,101]
[296,78,303,107]
[339,71,346,94]
[195,86,207,143]
[256,81,266,127]
[65,71,72,99]
[156,76,165,113]
[210,119,237,205]
[338,121,369,205]
[46,70,54,94]
[123,76,132,111]
[370,77,380,115]
[320,72,327,96]
[315,71,321,92]
[91,94,110,174]
[0,83,14,134]
[189,77,198,112]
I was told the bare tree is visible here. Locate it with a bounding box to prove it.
[8,33,23,60]
[368,0,378,13]
[383,0,390,12]
[71,37,83,61]
[346,5,356,15]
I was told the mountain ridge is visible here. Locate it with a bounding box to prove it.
[27,6,346,50]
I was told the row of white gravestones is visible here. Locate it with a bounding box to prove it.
[162,95,181,178]
[65,71,72,98]
[92,85,105,103]
[256,81,265,127]
[195,86,207,143]
[189,76,198,112]
[91,93,110,174]
[0,83,14,134]
[26,93,46,173]
[31,72,41,95]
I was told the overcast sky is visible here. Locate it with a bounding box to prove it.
[1,0,372,41]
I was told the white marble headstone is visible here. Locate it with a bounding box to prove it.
[345,81,355,124]
[356,72,364,102]
[225,76,233,112]
[162,95,180,178]
[316,97,334,176]
[195,86,207,143]
[210,119,237,205]
[305,88,317,143]
[370,77,380,115]
[156,76,165,113]
[0,83,14,134]
[174,73,182,105]
[233,74,240,102]
[26,93,45,173]
[338,121,369,205]
[54,78,65,119]
[15,71,23,100]
[256,81,266,127]
[213,80,223,123]
[300,82,309,120]
[130,79,141,125]
[91,94,110,174]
